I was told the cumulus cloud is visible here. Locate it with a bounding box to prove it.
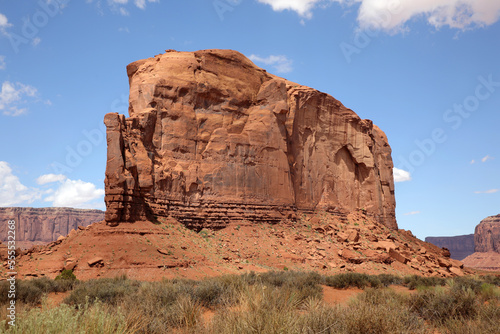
[257,0,500,31]
[0,161,104,208]
[404,211,420,216]
[474,189,499,194]
[43,179,105,208]
[248,54,293,73]
[393,167,411,182]
[256,0,325,19]
[0,162,40,206]
[36,174,67,185]
[0,81,38,116]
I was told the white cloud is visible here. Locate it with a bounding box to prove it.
[0,13,11,28]
[470,159,475,164]
[88,0,159,15]
[36,174,67,185]
[0,81,38,117]
[32,37,41,47]
[257,0,500,31]
[481,155,494,162]
[0,162,40,206]
[404,211,420,216]
[474,189,499,194]
[43,179,105,208]
[0,56,5,70]
[248,54,293,73]
[393,167,411,182]
[256,0,325,19]
[0,161,104,208]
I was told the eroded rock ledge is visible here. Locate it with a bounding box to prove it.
[104,49,396,230]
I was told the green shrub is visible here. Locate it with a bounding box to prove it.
[409,286,478,324]
[0,299,132,334]
[55,269,77,281]
[64,275,139,306]
[324,273,381,289]
[404,275,446,290]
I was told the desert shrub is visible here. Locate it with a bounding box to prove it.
[375,274,404,287]
[450,276,484,293]
[481,275,500,286]
[295,298,341,334]
[64,275,140,306]
[324,273,381,289]
[0,299,132,334]
[55,269,77,282]
[121,280,203,333]
[338,288,427,334]
[255,270,321,287]
[208,284,302,334]
[14,281,44,305]
[0,280,44,306]
[404,275,446,290]
[409,286,478,324]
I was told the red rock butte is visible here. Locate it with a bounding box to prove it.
[104,49,397,230]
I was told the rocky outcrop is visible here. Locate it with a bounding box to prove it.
[104,49,396,230]
[461,214,500,270]
[0,207,104,244]
[425,234,474,260]
[462,252,500,271]
[474,214,500,253]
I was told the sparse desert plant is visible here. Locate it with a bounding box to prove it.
[0,298,133,334]
[409,285,478,325]
[64,275,139,306]
[338,288,427,334]
[404,274,446,290]
[324,272,381,289]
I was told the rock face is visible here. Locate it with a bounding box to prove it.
[104,49,396,230]
[425,234,474,260]
[461,214,500,271]
[474,214,500,253]
[0,207,104,244]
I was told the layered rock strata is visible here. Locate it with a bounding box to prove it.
[425,234,474,260]
[474,214,500,253]
[0,207,104,243]
[104,49,397,230]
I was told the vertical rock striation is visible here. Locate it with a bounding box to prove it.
[104,49,397,230]
[474,214,500,253]
[0,207,104,243]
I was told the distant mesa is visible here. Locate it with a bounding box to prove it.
[462,214,500,271]
[0,207,104,249]
[104,49,397,230]
[425,234,474,261]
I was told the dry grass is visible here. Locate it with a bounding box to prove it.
[1,272,499,333]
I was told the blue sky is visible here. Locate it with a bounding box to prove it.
[0,0,499,240]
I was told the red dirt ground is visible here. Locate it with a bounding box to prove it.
[4,210,477,282]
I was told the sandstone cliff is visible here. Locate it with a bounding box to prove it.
[425,234,474,260]
[474,214,500,253]
[104,49,396,230]
[462,214,500,270]
[0,207,104,245]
